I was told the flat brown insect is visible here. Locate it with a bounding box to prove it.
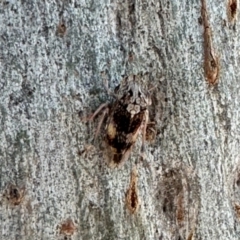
[88,75,152,168]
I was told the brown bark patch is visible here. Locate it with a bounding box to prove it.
[155,163,199,240]
[235,203,240,219]
[57,22,67,37]
[125,168,140,214]
[146,122,156,143]
[3,184,25,206]
[187,230,194,240]
[176,191,185,225]
[59,219,77,236]
[228,0,238,23]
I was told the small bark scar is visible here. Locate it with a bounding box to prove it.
[201,0,220,85]
[140,109,149,157]
[125,168,140,214]
[227,0,238,23]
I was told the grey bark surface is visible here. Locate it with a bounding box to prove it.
[1,0,240,240]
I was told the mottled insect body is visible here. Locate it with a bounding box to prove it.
[90,75,152,168]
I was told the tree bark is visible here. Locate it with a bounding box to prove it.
[1,0,240,239]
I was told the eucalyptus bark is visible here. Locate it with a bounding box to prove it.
[1,0,240,240]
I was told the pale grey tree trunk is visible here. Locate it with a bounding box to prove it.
[1,0,240,239]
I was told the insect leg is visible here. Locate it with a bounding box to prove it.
[94,107,109,141]
[103,79,118,98]
[87,102,109,122]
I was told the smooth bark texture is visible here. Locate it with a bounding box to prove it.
[1,0,240,239]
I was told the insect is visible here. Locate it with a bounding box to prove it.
[88,75,152,168]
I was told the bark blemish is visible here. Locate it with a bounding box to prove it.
[176,191,185,225]
[125,168,140,214]
[146,122,157,143]
[228,0,238,23]
[156,164,199,240]
[4,184,25,206]
[201,0,220,85]
[234,203,240,218]
[160,168,183,220]
[57,21,67,37]
[59,218,77,236]
[187,230,194,240]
